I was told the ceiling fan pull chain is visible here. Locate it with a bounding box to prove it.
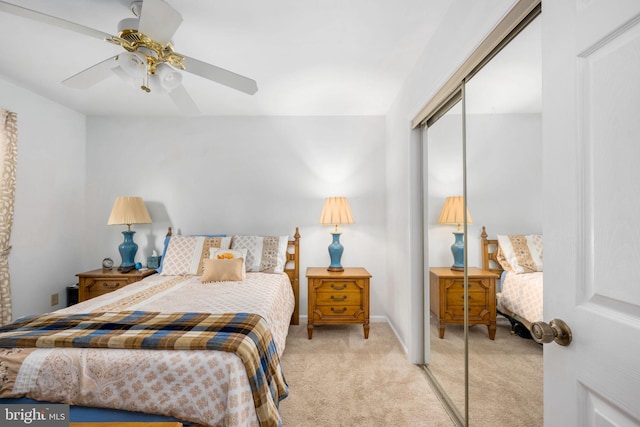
[141,73,150,93]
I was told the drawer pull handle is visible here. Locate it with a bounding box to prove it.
[331,283,347,290]
[102,282,120,289]
[330,307,347,313]
[331,295,347,302]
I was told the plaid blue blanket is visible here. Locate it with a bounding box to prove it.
[0,310,288,427]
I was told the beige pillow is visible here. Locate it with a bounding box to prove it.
[210,248,247,279]
[200,258,244,283]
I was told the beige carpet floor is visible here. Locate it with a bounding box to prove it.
[428,315,543,426]
[279,322,455,427]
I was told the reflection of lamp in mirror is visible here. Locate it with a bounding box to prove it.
[319,197,354,272]
[438,196,473,271]
[107,196,152,269]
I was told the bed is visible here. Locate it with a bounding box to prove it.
[0,227,301,427]
[481,226,543,339]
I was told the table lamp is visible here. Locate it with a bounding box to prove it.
[438,196,473,271]
[107,196,152,269]
[319,196,354,272]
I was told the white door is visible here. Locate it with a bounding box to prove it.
[543,1,640,426]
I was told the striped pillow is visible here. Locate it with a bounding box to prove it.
[496,234,543,274]
[230,235,288,274]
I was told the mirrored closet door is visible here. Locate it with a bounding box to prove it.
[464,15,543,426]
[417,2,541,426]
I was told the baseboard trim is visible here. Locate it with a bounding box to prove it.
[298,315,388,323]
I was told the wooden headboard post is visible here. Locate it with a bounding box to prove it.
[481,226,504,275]
[285,227,301,325]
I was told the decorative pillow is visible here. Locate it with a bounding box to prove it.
[157,233,228,273]
[210,248,247,279]
[160,235,231,275]
[231,235,289,273]
[200,258,244,283]
[496,234,543,274]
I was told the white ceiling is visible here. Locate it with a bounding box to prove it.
[0,0,455,116]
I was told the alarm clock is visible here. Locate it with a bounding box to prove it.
[102,257,114,270]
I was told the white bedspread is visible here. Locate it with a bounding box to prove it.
[497,271,543,324]
[0,272,295,427]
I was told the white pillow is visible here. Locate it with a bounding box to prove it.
[231,235,289,273]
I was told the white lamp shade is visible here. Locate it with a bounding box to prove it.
[319,197,354,227]
[438,196,473,226]
[107,196,152,226]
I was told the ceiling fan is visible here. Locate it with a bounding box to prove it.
[0,0,258,114]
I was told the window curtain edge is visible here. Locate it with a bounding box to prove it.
[0,109,18,326]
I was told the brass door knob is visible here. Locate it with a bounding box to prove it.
[531,318,572,346]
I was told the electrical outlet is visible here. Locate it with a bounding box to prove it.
[50,293,59,306]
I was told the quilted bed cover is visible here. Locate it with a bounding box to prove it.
[497,271,543,324]
[0,272,295,427]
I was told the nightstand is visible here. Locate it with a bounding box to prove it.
[306,267,371,339]
[429,267,497,340]
[76,268,156,302]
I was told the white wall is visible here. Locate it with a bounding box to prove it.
[85,115,387,318]
[384,0,517,361]
[0,77,86,319]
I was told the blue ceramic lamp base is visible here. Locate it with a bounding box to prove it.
[118,230,139,268]
[327,232,345,272]
[450,231,465,271]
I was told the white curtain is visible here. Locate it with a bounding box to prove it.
[0,109,17,326]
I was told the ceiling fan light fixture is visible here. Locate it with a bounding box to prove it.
[118,51,147,80]
[147,73,164,94]
[157,63,182,91]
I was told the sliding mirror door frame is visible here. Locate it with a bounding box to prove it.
[415,1,541,426]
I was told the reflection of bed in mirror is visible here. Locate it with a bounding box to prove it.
[481,226,543,339]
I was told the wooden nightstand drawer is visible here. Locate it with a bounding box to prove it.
[76,268,156,302]
[306,267,371,339]
[444,305,492,320]
[314,305,363,317]
[444,280,491,308]
[315,289,362,305]
[85,278,126,299]
[316,279,361,293]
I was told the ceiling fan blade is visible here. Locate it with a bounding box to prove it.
[0,1,112,40]
[62,56,119,89]
[168,84,201,115]
[182,56,258,95]
[138,0,183,46]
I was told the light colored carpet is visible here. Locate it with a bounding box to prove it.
[279,322,455,427]
[428,315,543,426]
